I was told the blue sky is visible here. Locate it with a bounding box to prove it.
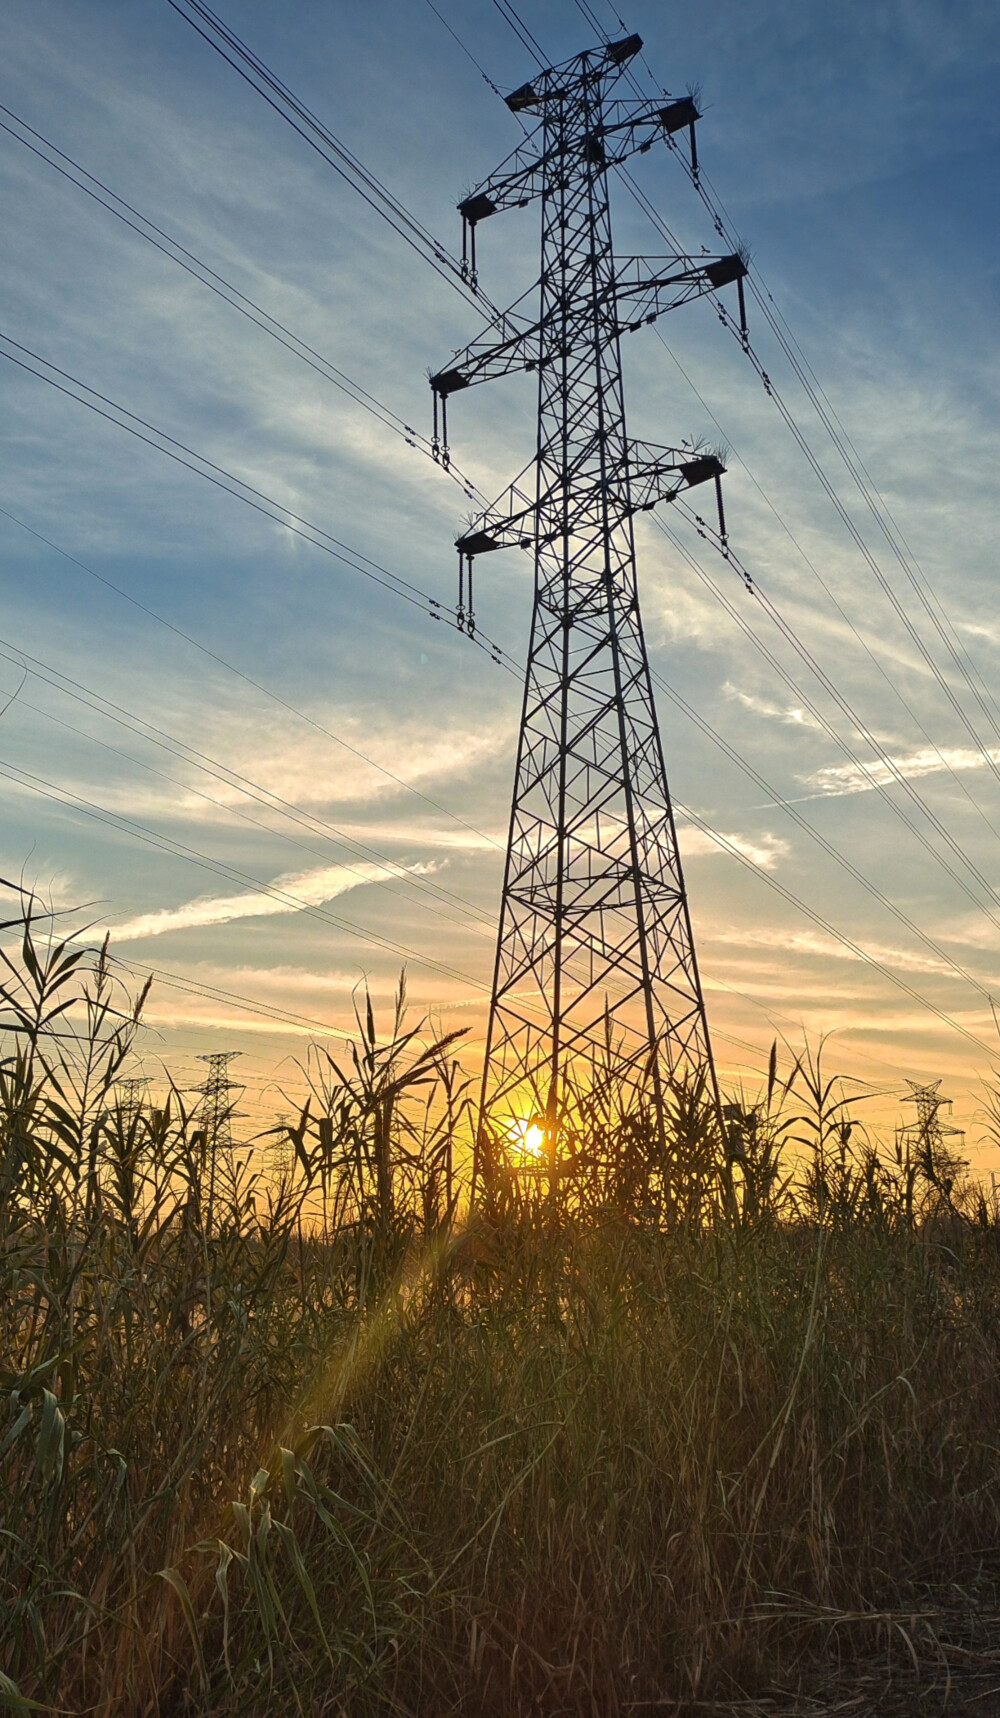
[1,0,999,1145]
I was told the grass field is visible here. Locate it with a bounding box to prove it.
[3,888,1000,1715]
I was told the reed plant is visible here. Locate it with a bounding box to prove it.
[1,883,1000,1715]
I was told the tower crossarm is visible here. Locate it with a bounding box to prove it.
[455,444,726,565]
[458,95,700,230]
[612,251,748,332]
[430,303,540,398]
[431,252,745,404]
[456,461,570,561]
[624,442,726,515]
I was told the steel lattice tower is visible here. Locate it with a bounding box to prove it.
[195,1051,241,1154]
[431,34,747,1144]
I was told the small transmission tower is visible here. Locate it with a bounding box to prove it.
[116,1076,149,1127]
[195,1051,242,1156]
[194,1051,243,1235]
[431,35,747,1144]
[903,1080,965,1177]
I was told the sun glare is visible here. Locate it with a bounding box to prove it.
[507,1117,546,1163]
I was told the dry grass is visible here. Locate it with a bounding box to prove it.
[2,886,1000,1716]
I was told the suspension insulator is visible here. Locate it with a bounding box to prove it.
[714,471,728,545]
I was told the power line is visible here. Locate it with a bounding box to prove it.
[27,324,989,996]
[4,497,987,1059]
[539,4,1000,844]
[0,331,515,674]
[671,800,994,1058]
[651,510,1000,936]
[485,0,547,67]
[648,666,997,1005]
[420,0,507,97]
[628,116,1000,800]
[0,103,482,507]
[465,9,1000,915]
[408,12,999,1061]
[162,0,495,316]
[0,754,490,990]
[7,13,994,1065]
[647,323,1000,852]
[170,0,998,907]
[0,504,505,852]
[578,0,970,727]
[13,494,991,1058]
[746,274,1000,750]
[1,612,988,1060]
[0,667,497,943]
[108,955,355,1038]
[171,0,999,932]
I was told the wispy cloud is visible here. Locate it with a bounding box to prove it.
[707,924,994,983]
[724,683,823,730]
[110,859,426,943]
[803,746,1000,798]
[679,826,790,870]
[335,819,504,852]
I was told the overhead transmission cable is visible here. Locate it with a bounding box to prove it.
[421,0,508,97]
[620,105,1000,794]
[572,0,990,747]
[3,573,992,1051]
[670,799,994,1056]
[0,505,504,854]
[10,334,998,980]
[0,753,488,990]
[7,503,991,1056]
[657,507,1000,929]
[0,104,481,508]
[411,4,1000,913]
[3,596,990,1058]
[8,12,995,1052]
[0,672,497,943]
[0,748,651,1054]
[156,0,1000,920]
[485,0,547,65]
[646,323,1000,852]
[173,0,996,822]
[746,277,1000,748]
[0,332,515,675]
[0,427,988,1051]
[162,0,498,318]
[520,7,1000,912]
[105,952,357,1041]
[647,664,997,1003]
[3,505,993,1054]
[500,2,1000,833]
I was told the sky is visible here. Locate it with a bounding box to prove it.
[1,0,999,1155]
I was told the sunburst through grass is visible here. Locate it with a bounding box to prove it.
[2,880,1000,1716]
[506,1113,547,1164]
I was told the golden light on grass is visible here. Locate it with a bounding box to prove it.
[8,890,1000,1715]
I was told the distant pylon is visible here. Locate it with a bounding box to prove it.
[903,1079,965,1166]
[195,1051,242,1154]
[116,1076,149,1126]
[270,1111,295,1181]
[431,35,745,1148]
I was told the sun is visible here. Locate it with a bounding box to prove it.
[507,1116,546,1163]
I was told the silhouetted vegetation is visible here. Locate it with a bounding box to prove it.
[2,886,1000,1715]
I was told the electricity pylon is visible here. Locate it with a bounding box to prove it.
[432,34,747,1150]
[195,1051,241,1155]
[194,1051,242,1236]
[903,1080,965,1171]
[116,1076,149,1127]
